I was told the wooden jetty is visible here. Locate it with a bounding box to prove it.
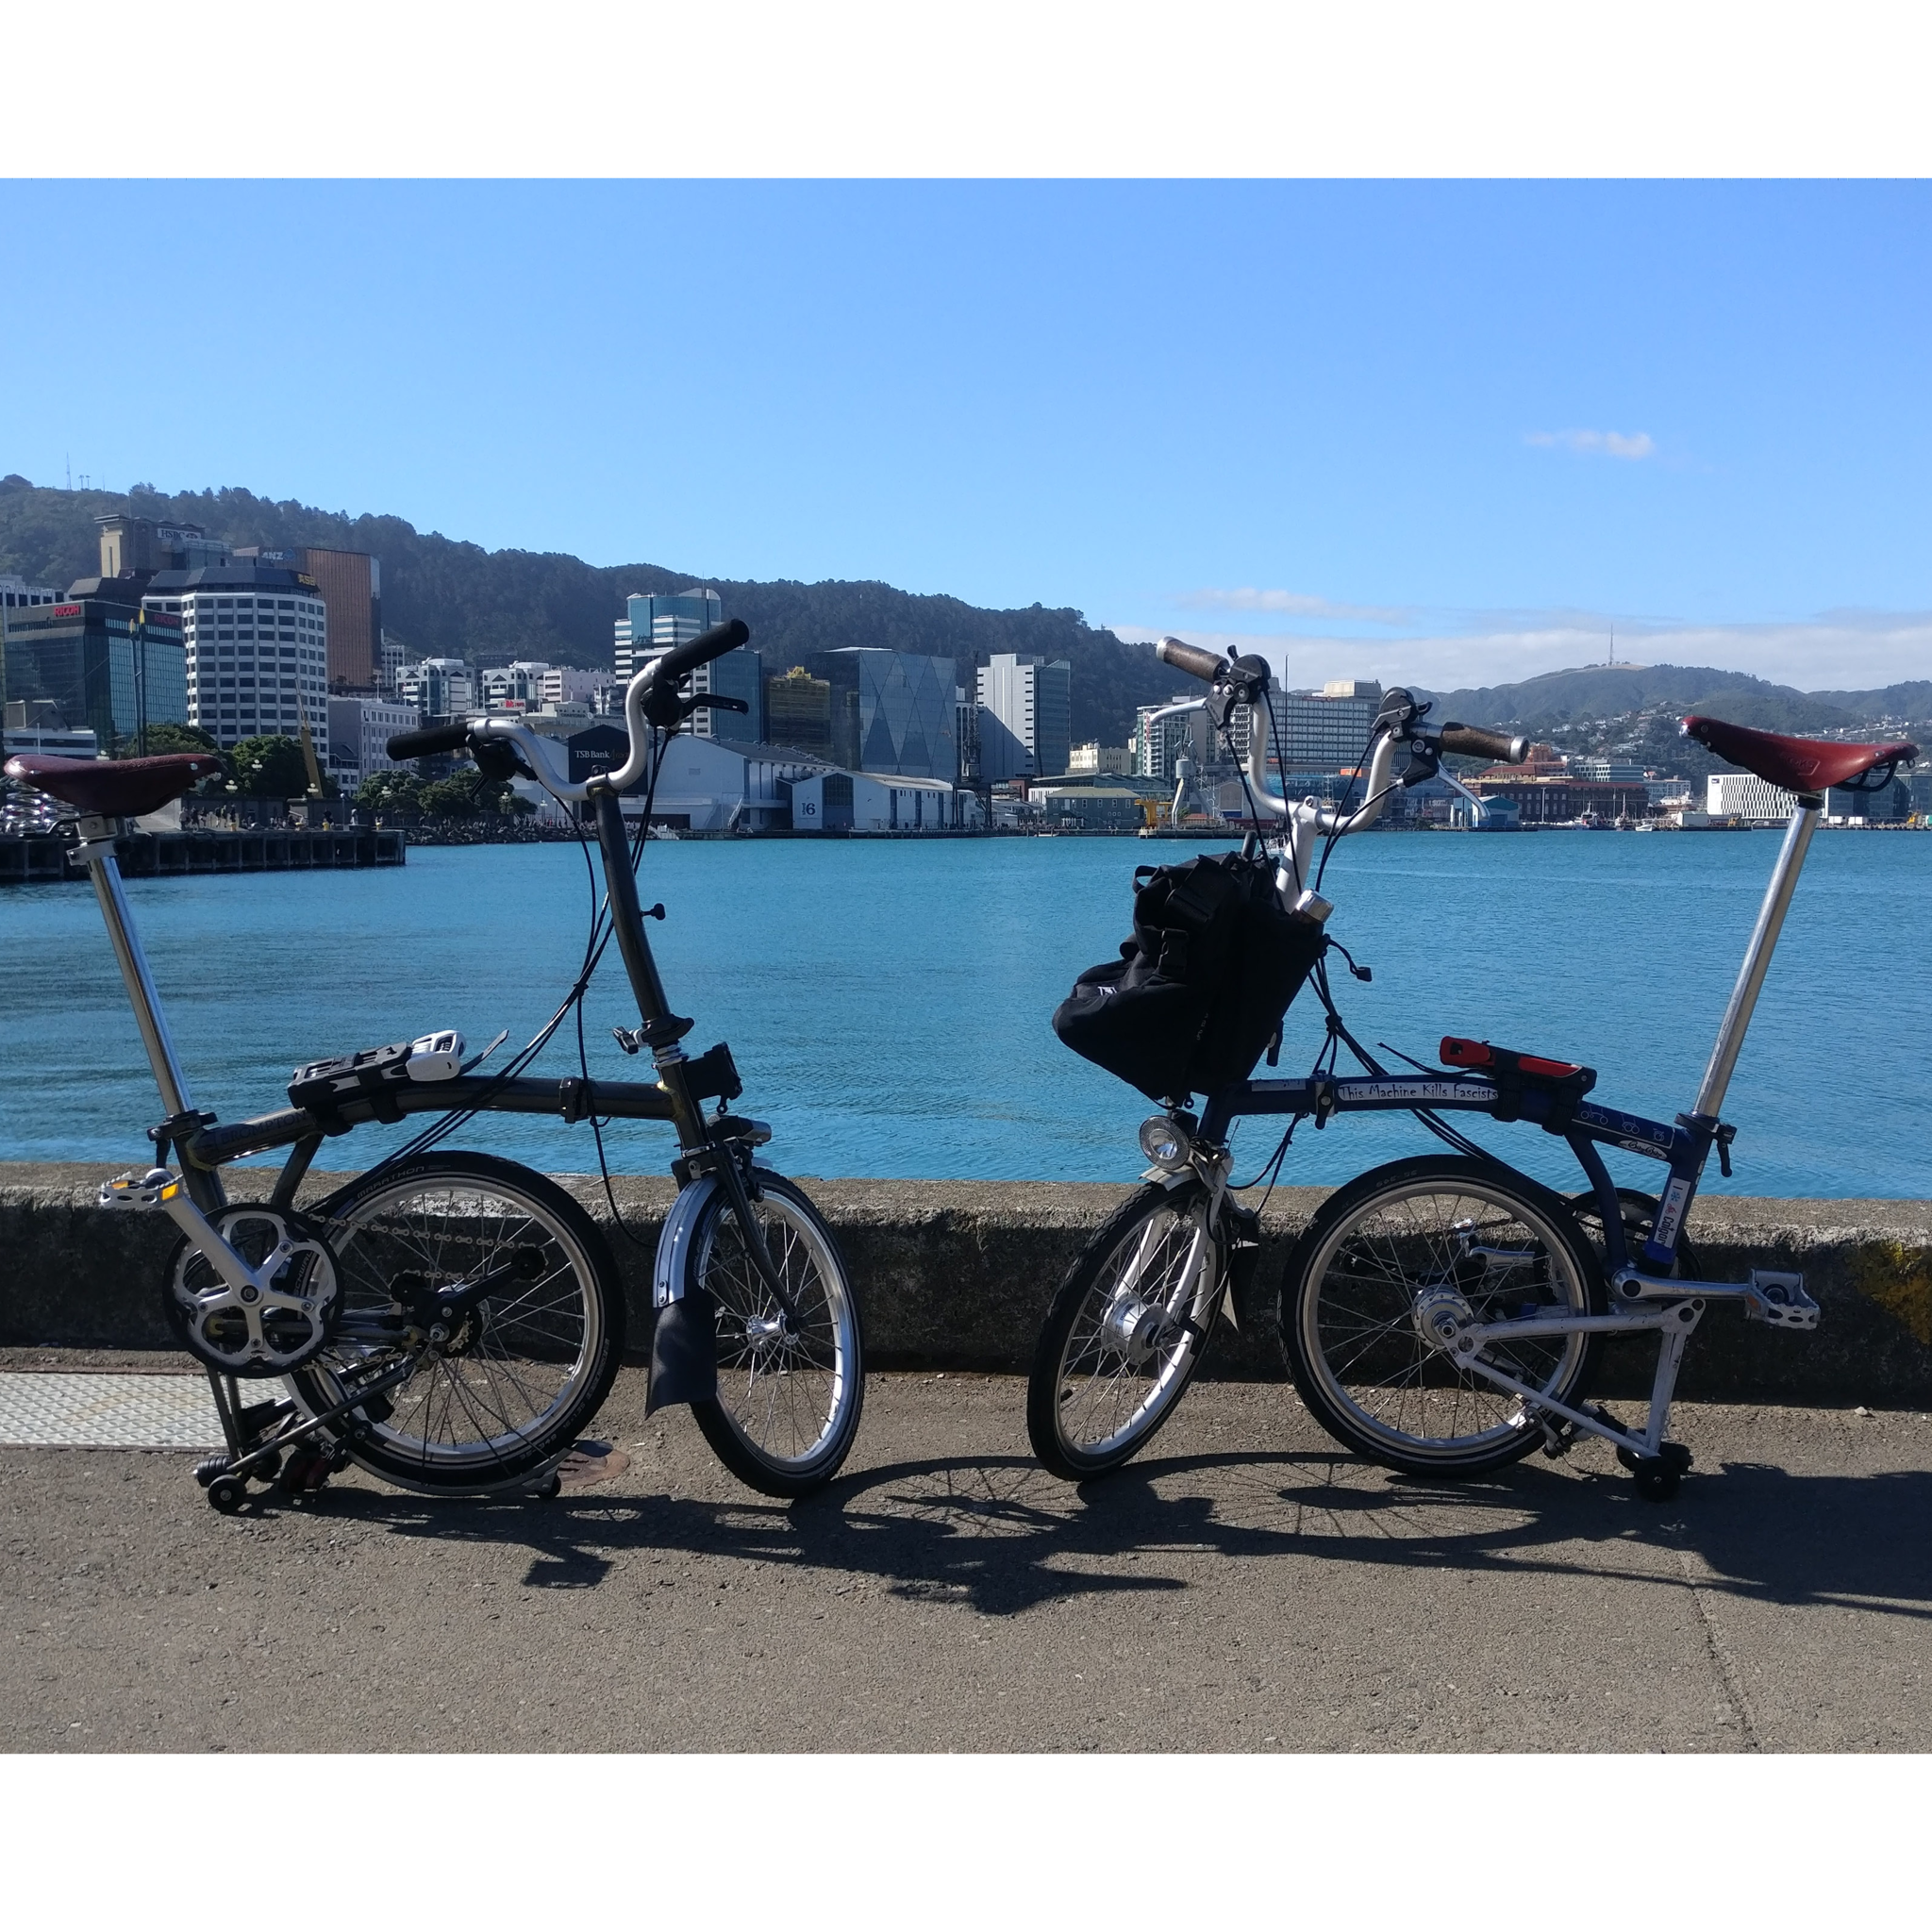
[0,825,407,885]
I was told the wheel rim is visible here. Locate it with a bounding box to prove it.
[1052,1198,1214,1463]
[698,1190,856,1474]
[1299,1180,1590,1463]
[297,1174,603,1476]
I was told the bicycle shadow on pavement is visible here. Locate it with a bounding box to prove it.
[308,1445,1932,1623]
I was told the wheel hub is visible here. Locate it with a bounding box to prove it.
[1412,1284,1476,1355]
[1102,1289,1170,1366]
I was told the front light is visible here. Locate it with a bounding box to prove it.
[1139,1114,1191,1170]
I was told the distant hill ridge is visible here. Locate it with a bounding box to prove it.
[3,475,1919,746]
[0,476,1178,745]
[1414,662,1928,736]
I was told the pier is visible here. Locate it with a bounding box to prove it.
[0,825,407,886]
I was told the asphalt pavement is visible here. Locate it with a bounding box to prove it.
[6,1366,1932,1752]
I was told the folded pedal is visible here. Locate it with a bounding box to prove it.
[1743,1269,1819,1330]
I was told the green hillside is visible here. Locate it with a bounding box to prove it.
[0,476,1177,746]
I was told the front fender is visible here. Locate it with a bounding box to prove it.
[652,1176,721,1307]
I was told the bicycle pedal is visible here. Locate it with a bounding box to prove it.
[1744,1270,1819,1330]
[100,1167,179,1209]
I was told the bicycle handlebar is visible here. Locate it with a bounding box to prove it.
[387,721,474,759]
[1439,724,1528,765]
[655,617,750,683]
[1155,636,1226,683]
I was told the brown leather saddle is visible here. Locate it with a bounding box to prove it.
[2,752,224,820]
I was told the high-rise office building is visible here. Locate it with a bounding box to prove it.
[1272,680,1384,774]
[3,582,188,747]
[235,545,381,690]
[612,588,753,740]
[613,588,724,680]
[976,653,1072,782]
[142,563,328,750]
[764,666,832,756]
[820,649,957,781]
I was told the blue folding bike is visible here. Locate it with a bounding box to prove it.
[1027,638,1917,1500]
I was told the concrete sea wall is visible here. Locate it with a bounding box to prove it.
[4,1161,1931,1404]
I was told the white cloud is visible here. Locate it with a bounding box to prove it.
[1178,587,1410,623]
[1525,428,1657,459]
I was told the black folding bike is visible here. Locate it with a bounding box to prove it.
[7,618,864,1510]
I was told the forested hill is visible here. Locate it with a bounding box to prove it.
[0,476,1176,746]
[1416,662,1930,736]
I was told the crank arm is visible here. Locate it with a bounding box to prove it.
[219,1353,421,1481]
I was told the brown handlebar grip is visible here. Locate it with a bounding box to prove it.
[1155,636,1226,682]
[1440,724,1528,765]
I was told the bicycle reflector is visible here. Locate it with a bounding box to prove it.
[1140,1115,1192,1170]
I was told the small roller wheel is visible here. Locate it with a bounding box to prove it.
[1619,1441,1691,1502]
[532,1472,563,1501]
[207,1474,247,1513]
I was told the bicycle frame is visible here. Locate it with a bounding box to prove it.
[1177,783,1831,1464]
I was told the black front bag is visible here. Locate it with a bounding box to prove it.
[1052,851,1325,1103]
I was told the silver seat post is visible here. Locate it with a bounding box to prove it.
[75,816,195,1121]
[1692,796,1822,1120]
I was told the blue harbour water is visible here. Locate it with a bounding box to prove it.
[1,829,1927,1199]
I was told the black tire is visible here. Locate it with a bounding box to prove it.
[1280,1156,1606,1477]
[687,1171,864,1498]
[291,1153,625,1493]
[207,1474,246,1513]
[1026,1180,1224,1482]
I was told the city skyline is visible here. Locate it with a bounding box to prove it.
[4,181,1928,693]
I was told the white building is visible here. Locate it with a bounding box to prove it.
[0,574,60,616]
[142,565,328,751]
[378,633,408,691]
[790,769,981,833]
[327,693,423,790]
[976,653,1072,781]
[1069,741,1133,775]
[1707,773,1799,823]
[399,658,475,718]
[481,661,550,710]
[541,666,617,712]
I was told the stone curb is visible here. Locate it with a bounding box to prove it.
[4,1162,1931,1404]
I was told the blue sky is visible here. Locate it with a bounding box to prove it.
[5,179,1927,691]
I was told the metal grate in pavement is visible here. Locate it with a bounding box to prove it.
[0,1372,227,1449]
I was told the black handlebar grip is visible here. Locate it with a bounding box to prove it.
[655,617,751,683]
[1440,724,1529,765]
[1155,636,1226,683]
[387,722,474,759]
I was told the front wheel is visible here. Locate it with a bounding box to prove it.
[1280,1157,1605,1476]
[687,1171,864,1498]
[1026,1180,1224,1482]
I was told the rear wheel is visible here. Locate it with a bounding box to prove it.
[291,1153,625,1492]
[1026,1180,1224,1482]
[688,1172,864,1498]
[1281,1157,1605,1476]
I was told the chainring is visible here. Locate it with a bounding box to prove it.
[162,1205,343,1377]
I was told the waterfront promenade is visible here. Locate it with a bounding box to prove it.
[5,1364,1930,1752]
